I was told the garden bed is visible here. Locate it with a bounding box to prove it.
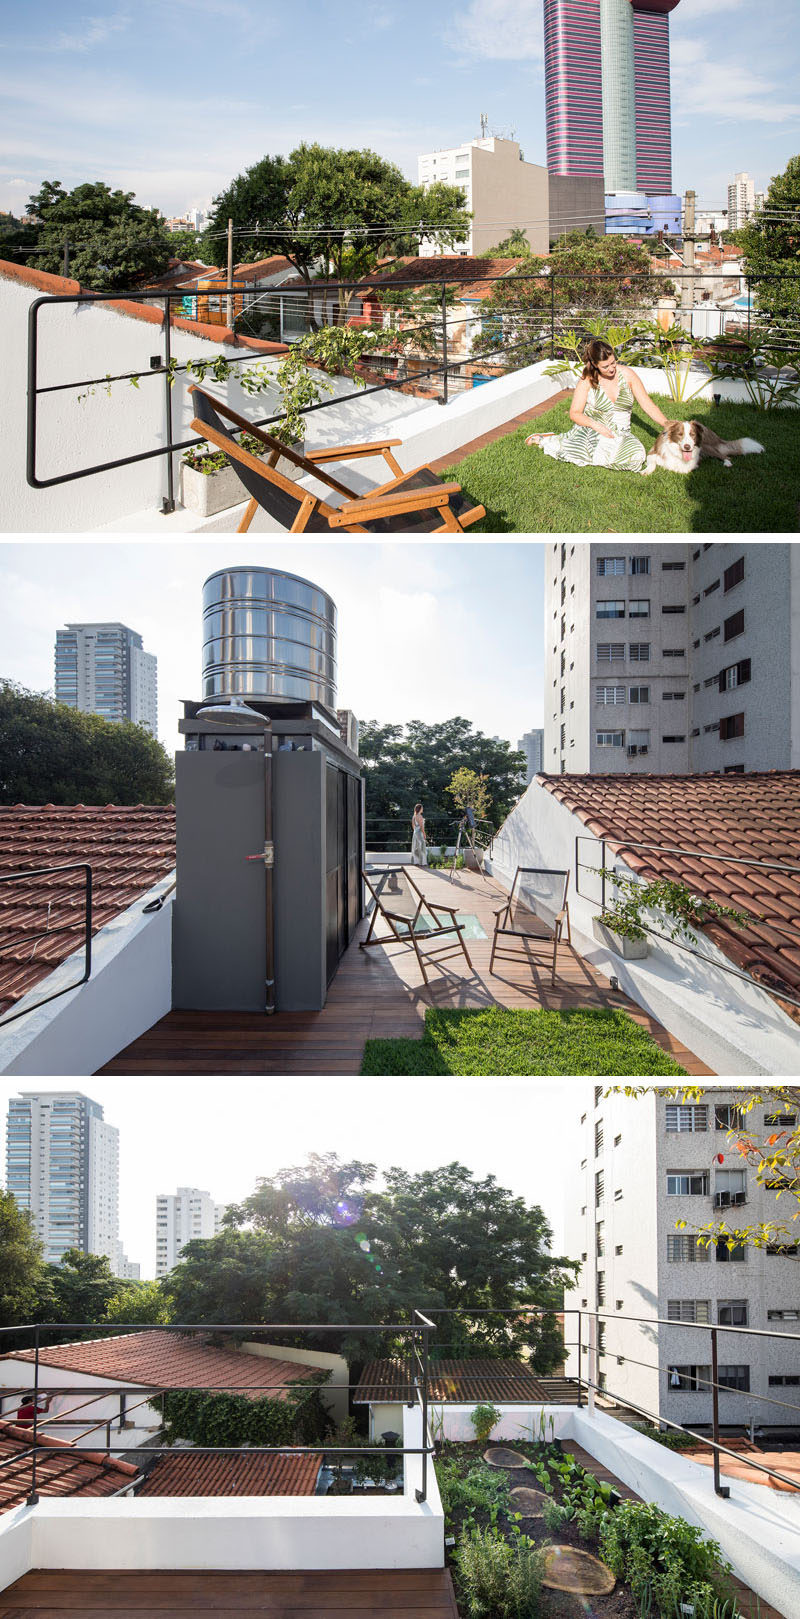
[440,394,798,533]
[360,1007,688,1077]
[436,1438,743,1619]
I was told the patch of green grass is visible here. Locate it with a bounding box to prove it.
[359,1006,687,1076]
[442,393,798,533]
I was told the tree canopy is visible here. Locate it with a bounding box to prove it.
[0,682,174,806]
[736,153,800,328]
[21,180,173,290]
[0,1191,43,1327]
[359,717,526,843]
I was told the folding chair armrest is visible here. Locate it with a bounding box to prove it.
[429,902,459,917]
[327,483,462,526]
[305,439,403,463]
[493,902,511,924]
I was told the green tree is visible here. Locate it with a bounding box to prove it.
[736,153,800,330]
[104,1280,170,1324]
[480,228,533,258]
[359,717,526,842]
[447,768,491,823]
[22,180,172,290]
[0,682,174,805]
[0,210,38,260]
[0,1191,46,1328]
[40,1250,121,1325]
[164,229,206,263]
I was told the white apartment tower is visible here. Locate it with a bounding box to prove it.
[727,172,756,230]
[155,1186,226,1277]
[55,622,158,734]
[5,1092,129,1273]
[518,728,545,784]
[565,1086,800,1433]
[544,543,800,776]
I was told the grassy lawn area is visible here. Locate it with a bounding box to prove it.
[359,1006,687,1076]
[442,393,798,533]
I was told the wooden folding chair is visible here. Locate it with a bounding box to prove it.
[489,867,571,988]
[188,386,486,534]
[360,866,474,986]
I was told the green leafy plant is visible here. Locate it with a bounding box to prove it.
[704,329,800,411]
[436,1459,510,1531]
[542,1497,570,1533]
[543,318,650,380]
[599,1500,736,1619]
[454,1525,547,1619]
[592,870,755,948]
[470,1402,502,1447]
[181,431,268,475]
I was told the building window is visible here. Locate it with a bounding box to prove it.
[720,712,745,741]
[704,627,721,642]
[597,643,625,662]
[724,609,745,642]
[597,601,626,619]
[663,649,686,658]
[627,730,649,756]
[597,685,626,704]
[628,686,650,704]
[595,1170,604,1206]
[596,1222,605,1257]
[767,1242,800,1256]
[715,1103,746,1130]
[595,1121,604,1156]
[715,1241,746,1263]
[630,556,650,575]
[724,557,745,592]
[668,1300,710,1323]
[719,658,751,692]
[668,1365,711,1392]
[769,1374,800,1386]
[666,1172,709,1195]
[596,731,625,747]
[718,1301,748,1326]
[597,1271,606,1305]
[629,600,650,618]
[663,735,686,744]
[662,691,686,701]
[719,1365,750,1393]
[703,579,720,597]
[667,1235,709,1262]
[662,560,685,571]
[662,605,686,615]
[597,557,625,576]
[666,1104,708,1132]
[767,1309,800,1321]
[629,643,650,662]
[764,1112,797,1127]
[715,1169,747,1208]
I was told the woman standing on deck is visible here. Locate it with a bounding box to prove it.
[525,338,670,473]
[411,803,427,867]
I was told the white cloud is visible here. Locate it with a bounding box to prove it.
[456,0,543,63]
[684,0,746,16]
[672,38,800,125]
[53,13,130,53]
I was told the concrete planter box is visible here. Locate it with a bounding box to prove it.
[592,917,649,960]
[180,446,304,517]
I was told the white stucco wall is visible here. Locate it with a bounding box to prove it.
[0,1361,161,1454]
[0,872,175,1077]
[239,1343,349,1426]
[486,779,800,1077]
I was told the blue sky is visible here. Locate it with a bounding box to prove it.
[1,1,798,220]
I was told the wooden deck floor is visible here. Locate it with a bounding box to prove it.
[100,867,713,1077]
[0,1568,460,1619]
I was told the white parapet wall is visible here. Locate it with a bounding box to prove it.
[0,873,175,1077]
[431,1404,799,1619]
[485,779,800,1076]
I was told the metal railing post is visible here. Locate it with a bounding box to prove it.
[550,274,556,353]
[162,296,176,514]
[710,1327,731,1499]
[416,1318,429,1504]
[440,284,448,405]
[587,1312,597,1417]
[27,1325,40,1506]
[576,1310,583,1408]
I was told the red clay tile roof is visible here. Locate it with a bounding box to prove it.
[232,257,296,281]
[539,772,800,1010]
[4,1332,320,1400]
[0,805,176,1018]
[0,1419,138,1513]
[137,1449,321,1497]
[366,256,528,301]
[354,1358,572,1404]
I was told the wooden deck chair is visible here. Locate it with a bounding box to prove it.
[489,867,571,988]
[188,386,486,534]
[360,866,474,986]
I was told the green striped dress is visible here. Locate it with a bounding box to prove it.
[540,373,647,473]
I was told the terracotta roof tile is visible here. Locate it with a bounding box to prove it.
[354,1358,574,1405]
[0,1419,138,1513]
[365,256,529,301]
[3,1331,319,1400]
[540,772,800,1011]
[137,1449,321,1497]
[0,805,176,1016]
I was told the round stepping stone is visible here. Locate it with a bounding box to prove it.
[509,1486,549,1518]
[483,1445,531,1470]
[542,1546,616,1597]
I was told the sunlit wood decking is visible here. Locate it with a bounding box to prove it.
[0,1568,461,1619]
[100,866,713,1077]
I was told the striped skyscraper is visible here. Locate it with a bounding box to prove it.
[544,0,679,194]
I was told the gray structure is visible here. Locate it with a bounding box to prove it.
[173,568,363,1016]
[548,174,606,242]
[54,622,157,734]
[518,728,545,784]
[544,543,800,776]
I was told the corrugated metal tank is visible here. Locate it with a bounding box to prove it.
[201,567,337,707]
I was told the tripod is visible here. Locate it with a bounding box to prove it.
[449,813,489,883]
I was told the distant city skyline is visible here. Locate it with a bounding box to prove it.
[0,3,797,218]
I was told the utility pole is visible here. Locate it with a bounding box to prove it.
[680,189,696,334]
[226,217,234,330]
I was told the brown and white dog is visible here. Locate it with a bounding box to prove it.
[643,420,765,475]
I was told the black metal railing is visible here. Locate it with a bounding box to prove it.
[25,269,800,512]
[573,835,800,1010]
[365,815,495,855]
[0,864,92,1028]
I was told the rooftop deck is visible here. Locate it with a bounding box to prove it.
[0,1568,460,1619]
[100,866,712,1076]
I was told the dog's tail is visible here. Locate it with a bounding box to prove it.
[726,437,765,456]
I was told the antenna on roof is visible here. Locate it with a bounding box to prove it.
[480,112,489,139]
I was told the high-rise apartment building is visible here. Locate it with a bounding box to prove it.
[417,135,604,254]
[518,728,545,784]
[544,543,800,776]
[544,0,679,195]
[155,1186,226,1277]
[565,1086,800,1431]
[55,622,158,734]
[728,172,756,230]
[5,1092,125,1271]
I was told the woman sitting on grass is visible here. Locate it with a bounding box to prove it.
[526,338,670,473]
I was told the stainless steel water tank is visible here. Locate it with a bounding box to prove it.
[202,567,337,707]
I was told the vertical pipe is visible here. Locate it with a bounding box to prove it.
[84,864,93,984]
[28,1326,40,1505]
[162,297,176,514]
[710,1328,730,1498]
[417,1321,429,1504]
[440,284,448,404]
[264,722,275,1014]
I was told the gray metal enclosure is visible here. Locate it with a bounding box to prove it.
[172,701,363,1013]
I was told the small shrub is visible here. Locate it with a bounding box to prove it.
[437,1459,510,1530]
[470,1402,502,1447]
[542,1497,571,1533]
[599,1500,736,1618]
[454,1526,546,1619]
